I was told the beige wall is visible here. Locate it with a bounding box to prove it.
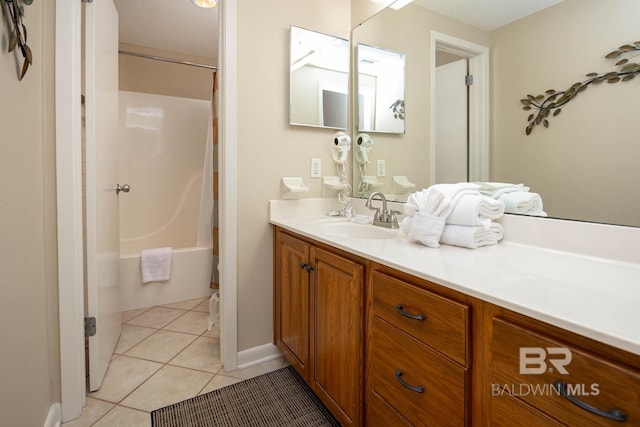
[352,4,488,197]
[491,0,640,226]
[235,0,350,351]
[0,1,60,425]
[119,43,216,100]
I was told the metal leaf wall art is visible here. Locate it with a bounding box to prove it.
[522,41,640,135]
[1,0,33,81]
[390,99,405,120]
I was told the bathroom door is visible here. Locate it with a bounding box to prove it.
[435,58,468,183]
[85,0,122,391]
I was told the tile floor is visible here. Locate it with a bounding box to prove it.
[63,296,287,427]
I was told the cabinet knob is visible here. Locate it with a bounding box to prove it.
[300,263,314,273]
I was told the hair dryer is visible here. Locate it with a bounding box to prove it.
[331,131,351,165]
[355,133,373,165]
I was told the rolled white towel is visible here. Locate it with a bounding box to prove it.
[140,247,173,283]
[404,187,443,217]
[404,183,480,218]
[498,191,546,215]
[475,182,529,199]
[441,223,504,249]
[406,212,446,248]
[429,183,481,218]
[446,194,505,229]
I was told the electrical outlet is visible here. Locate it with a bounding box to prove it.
[377,159,386,177]
[311,158,322,178]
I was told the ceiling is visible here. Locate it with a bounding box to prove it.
[413,0,564,31]
[113,0,219,61]
[111,0,562,62]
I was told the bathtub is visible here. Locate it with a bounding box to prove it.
[120,246,213,311]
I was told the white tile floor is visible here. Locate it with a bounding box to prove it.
[63,296,287,427]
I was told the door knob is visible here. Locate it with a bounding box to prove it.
[116,184,131,194]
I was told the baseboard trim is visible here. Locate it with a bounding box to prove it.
[236,343,282,369]
[44,403,62,427]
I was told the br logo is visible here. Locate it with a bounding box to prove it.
[519,347,572,375]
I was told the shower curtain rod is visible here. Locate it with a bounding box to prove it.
[118,50,218,71]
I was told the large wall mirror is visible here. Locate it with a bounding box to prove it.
[289,25,350,130]
[351,0,640,228]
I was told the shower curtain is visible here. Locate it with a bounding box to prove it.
[196,72,219,288]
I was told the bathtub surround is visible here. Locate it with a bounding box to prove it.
[117,91,214,311]
[118,91,210,255]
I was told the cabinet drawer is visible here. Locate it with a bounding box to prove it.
[372,271,469,365]
[370,317,468,427]
[492,318,640,426]
[367,392,412,427]
[491,394,564,426]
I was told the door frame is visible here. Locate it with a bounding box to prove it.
[55,0,239,420]
[430,31,489,183]
[55,0,85,421]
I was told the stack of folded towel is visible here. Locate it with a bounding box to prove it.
[475,182,547,217]
[401,183,505,249]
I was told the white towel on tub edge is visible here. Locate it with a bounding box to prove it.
[140,247,173,283]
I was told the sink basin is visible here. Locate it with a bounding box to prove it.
[314,220,398,239]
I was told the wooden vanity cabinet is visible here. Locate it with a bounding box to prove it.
[274,225,640,427]
[488,312,640,426]
[274,228,366,427]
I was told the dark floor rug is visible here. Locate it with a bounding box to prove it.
[151,366,340,426]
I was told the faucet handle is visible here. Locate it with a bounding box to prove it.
[389,210,402,226]
[371,208,381,221]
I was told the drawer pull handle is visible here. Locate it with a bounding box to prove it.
[395,370,425,393]
[553,381,626,422]
[395,304,425,321]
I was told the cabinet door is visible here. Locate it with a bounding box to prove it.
[275,232,310,380]
[310,247,364,427]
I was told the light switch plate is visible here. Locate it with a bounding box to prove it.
[377,159,386,177]
[311,158,322,178]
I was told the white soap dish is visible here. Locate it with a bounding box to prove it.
[362,176,384,189]
[323,176,350,192]
[392,175,416,194]
[281,177,309,199]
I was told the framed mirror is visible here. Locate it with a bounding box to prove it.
[350,0,640,228]
[356,43,406,134]
[289,25,350,130]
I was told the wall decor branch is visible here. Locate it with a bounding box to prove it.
[390,99,405,120]
[1,0,33,81]
[521,41,640,135]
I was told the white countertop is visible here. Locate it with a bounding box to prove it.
[270,199,640,356]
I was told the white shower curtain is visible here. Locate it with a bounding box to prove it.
[196,93,214,248]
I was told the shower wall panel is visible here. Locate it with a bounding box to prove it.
[119,91,210,255]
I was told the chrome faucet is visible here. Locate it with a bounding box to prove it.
[366,192,400,229]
